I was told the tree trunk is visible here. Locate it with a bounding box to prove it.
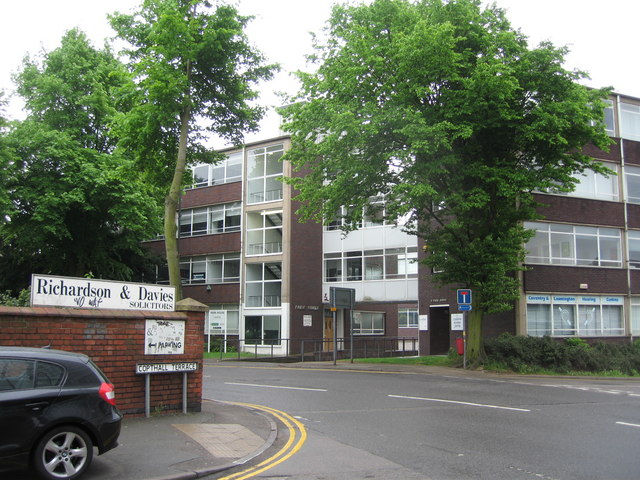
[165,106,191,301]
[465,299,485,368]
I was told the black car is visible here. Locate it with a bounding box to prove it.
[0,346,121,480]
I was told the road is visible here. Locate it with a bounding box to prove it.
[203,361,640,480]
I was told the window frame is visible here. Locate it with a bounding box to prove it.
[324,247,418,282]
[246,144,284,205]
[190,152,243,188]
[525,222,622,268]
[352,311,385,335]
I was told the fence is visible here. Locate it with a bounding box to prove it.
[209,336,418,362]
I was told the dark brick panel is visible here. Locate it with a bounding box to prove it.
[181,182,242,209]
[523,265,628,294]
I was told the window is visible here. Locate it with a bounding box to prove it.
[603,99,615,136]
[629,231,640,268]
[398,307,419,328]
[179,203,241,237]
[326,206,362,231]
[206,305,240,335]
[324,247,418,282]
[625,165,640,204]
[363,196,385,227]
[526,294,624,336]
[565,164,619,201]
[247,144,284,204]
[246,211,283,255]
[0,359,35,391]
[632,298,640,336]
[191,152,242,188]
[178,253,240,285]
[353,311,385,335]
[525,222,621,267]
[36,362,65,388]
[620,102,640,141]
[244,315,281,345]
[245,262,282,307]
[325,197,392,231]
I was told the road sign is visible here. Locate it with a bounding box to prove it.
[144,319,185,355]
[451,313,464,331]
[458,304,472,311]
[330,287,355,309]
[457,289,472,305]
[136,362,197,374]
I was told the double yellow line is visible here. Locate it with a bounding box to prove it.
[217,402,307,480]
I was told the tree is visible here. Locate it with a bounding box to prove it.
[0,29,162,293]
[281,0,611,365]
[109,0,278,299]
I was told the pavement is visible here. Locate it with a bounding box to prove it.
[5,388,277,480]
[89,398,277,480]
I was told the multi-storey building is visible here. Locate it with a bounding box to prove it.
[423,92,640,351]
[145,135,419,357]
[146,91,640,356]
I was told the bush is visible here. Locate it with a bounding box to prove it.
[0,288,30,306]
[484,333,640,376]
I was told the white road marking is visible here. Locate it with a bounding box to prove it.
[616,421,640,428]
[225,382,327,392]
[389,394,531,412]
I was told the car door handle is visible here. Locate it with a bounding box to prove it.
[26,402,49,411]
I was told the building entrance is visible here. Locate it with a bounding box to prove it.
[429,306,450,355]
[323,312,334,352]
[323,309,345,352]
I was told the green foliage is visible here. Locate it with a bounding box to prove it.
[205,338,237,353]
[281,0,611,363]
[485,333,640,376]
[109,0,278,295]
[0,288,31,307]
[0,30,163,293]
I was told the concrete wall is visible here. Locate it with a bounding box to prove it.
[0,300,205,417]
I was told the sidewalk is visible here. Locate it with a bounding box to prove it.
[97,399,276,480]
[4,399,276,480]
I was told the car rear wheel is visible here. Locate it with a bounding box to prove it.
[33,426,93,480]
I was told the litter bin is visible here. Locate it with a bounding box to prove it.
[456,337,464,355]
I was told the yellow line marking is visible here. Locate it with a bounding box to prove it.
[217,402,307,480]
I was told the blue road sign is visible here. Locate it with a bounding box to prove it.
[457,289,472,305]
[459,304,472,311]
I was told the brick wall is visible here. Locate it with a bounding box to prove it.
[0,300,205,417]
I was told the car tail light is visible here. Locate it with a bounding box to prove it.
[99,382,116,406]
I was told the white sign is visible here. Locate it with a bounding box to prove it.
[145,319,185,355]
[31,275,175,311]
[451,313,465,331]
[419,315,429,331]
[207,310,226,334]
[303,315,313,327]
[136,362,197,374]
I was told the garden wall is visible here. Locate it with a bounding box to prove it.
[0,298,205,416]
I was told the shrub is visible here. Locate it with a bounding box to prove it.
[484,333,640,375]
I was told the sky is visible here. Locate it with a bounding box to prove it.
[1,0,638,147]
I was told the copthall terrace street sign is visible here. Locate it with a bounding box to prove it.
[31,274,175,311]
[136,362,197,374]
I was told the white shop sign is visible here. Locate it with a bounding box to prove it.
[31,274,175,311]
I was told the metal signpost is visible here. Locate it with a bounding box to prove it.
[330,287,356,365]
[136,362,198,417]
[456,289,472,369]
[140,319,192,417]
